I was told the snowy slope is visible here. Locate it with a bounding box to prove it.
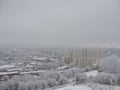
[55,85,92,90]
[85,70,98,77]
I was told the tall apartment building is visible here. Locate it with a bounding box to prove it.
[62,48,106,67]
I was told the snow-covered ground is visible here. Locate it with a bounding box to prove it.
[85,70,98,77]
[54,84,120,90]
[0,64,15,69]
[55,85,92,90]
[54,70,98,90]
[90,83,120,90]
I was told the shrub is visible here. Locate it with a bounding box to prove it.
[93,72,117,85]
[47,78,58,87]
[115,73,120,85]
[63,68,81,78]
[75,73,88,84]
[2,75,9,82]
[6,80,19,90]
[100,55,120,74]
[0,82,7,90]
[58,76,68,85]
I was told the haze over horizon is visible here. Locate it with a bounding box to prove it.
[0,0,120,48]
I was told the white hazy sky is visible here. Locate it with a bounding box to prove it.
[0,0,120,48]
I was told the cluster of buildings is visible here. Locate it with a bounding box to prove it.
[61,48,106,67]
[0,56,60,80]
[0,47,108,79]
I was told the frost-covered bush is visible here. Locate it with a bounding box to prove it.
[71,68,82,76]
[6,79,19,90]
[58,76,68,85]
[84,66,91,72]
[80,66,92,72]
[47,78,58,87]
[0,82,7,90]
[0,70,69,90]
[75,73,88,84]
[25,80,49,90]
[18,82,26,90]
[63,68,81,78]
[63,69,74,78]
[48,72,62,81]
[93,72,117,85]
[100,55,120,74]
[90,83,115,90]
[82,64,98,72]
[2,75,9,82]
[0,75,49,90]
[115,74,120,85]
[90,64,98,70]
[39,80,49,89]
[33,62,62,70]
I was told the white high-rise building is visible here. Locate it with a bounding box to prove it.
[62,48,106,67]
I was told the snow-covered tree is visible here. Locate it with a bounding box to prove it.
[0,82,7,90]
[2,75,9,82]
[6,79,19,90]
[75,73,88,84]
[47,78,58,87]
[93,72,117,85]
[18,82,26,90]
[58,76,68,85]
[100,55,120,74]
[39,80,49,89]
[63,69,74,78]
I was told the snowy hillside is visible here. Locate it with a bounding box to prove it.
[55,85,92,90]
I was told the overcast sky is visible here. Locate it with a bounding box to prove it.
[0,0,120,48]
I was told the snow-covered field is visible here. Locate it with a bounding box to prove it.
[85,70,98,77]
[54,84,120,90]
[55,85,92,90]
[54,70,120,90]
[90,83,120,90]
[55,70,98,90]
